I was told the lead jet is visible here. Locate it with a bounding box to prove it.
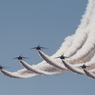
[13,55,29,60]
[30,45,48,50]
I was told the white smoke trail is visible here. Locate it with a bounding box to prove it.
[51,0,95,65]
[0,69,40,79]
[79,0,95,29]
[61,60,84,74]
[20,60,65,75]
[66,29,95,63]
[78,48,95,63]
[38,50,84,75]
[64,2,95,63]
[90,68,95,73]
[51,35,75,57]
[83,69,95,79]
[63,0,95,57]
[1,0,95,79]
[83,55,95,70]
[37,50,95,78]
[53,0,95,59]
[17,0,95,79]
[38,50,68,70]
[0,60,67,78]
[38,50,84,74]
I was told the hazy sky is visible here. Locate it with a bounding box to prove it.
[1,0,95,95]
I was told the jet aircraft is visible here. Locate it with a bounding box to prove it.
[13,55,29,60]
[80,64,90,69]
[0,65,9,69]
[30,45,47,50]
[55,55,69,59]
[81,64,87,69]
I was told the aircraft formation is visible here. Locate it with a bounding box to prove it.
[0,44,95,79]
[1,0,95,79]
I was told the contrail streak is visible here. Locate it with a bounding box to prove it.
[83,69,95,79]
[1,0,95,79]
[0,69,40,79]
[20,60,65,75]
[53,0,95,64]
[37,50,95,79]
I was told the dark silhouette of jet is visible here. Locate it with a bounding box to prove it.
[0,65,3,69]
[13,55,29,60]
[81,64,87,69]
[80,64,89,69]
[30,45,47,50]
[55,55,69,59]
[0,65,9,69]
